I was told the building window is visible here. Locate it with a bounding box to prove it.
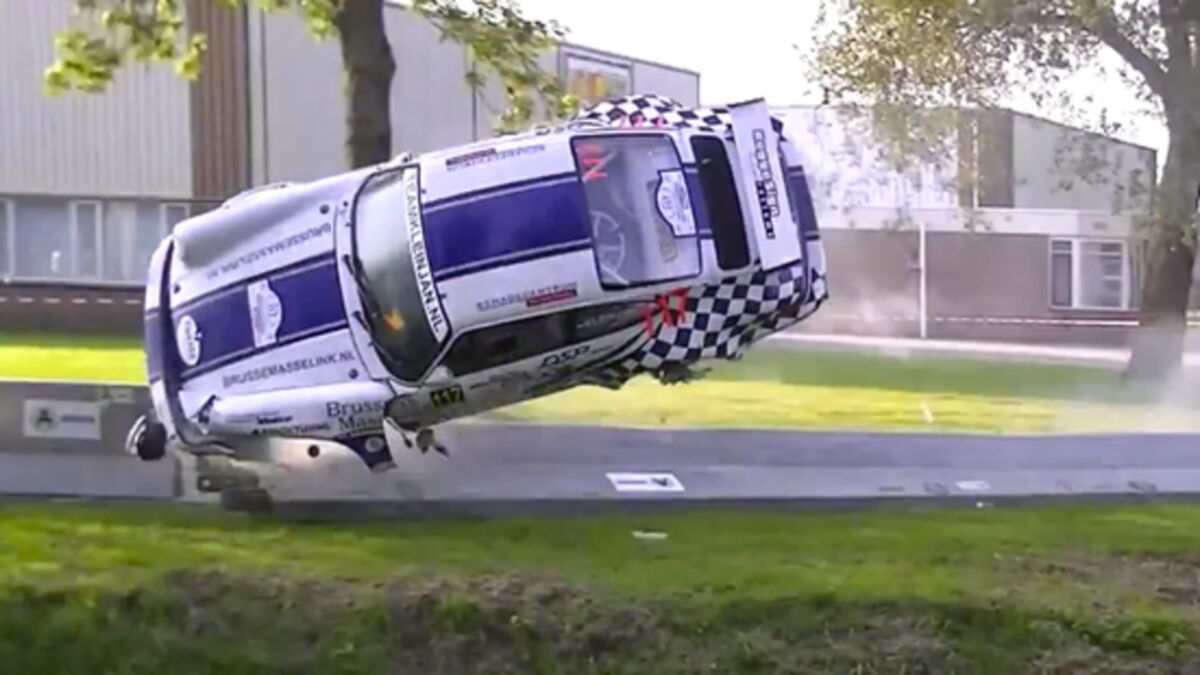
[15,200,71,279]
[1049,237,1132,310]
[71,200,102,279]
[161,203,189,231]
[0,199,12,278]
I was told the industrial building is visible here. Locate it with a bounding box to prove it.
[779,105,1158,345]
[0,0,698,333]
[0,1,1160,347]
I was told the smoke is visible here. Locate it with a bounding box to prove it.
[1047,336,1200,434]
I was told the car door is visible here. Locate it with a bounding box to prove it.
[442,302,647,408]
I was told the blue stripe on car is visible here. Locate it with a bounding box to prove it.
[423,173,591,281]
[174,255,348,379]
[423,170,722,281]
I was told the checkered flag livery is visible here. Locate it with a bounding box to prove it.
[569,94,829,384]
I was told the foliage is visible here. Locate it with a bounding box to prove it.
[43,0,577,134]
[807,0,1191,216]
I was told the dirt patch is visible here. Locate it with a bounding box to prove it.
[1003,551,1200,610]
[6,569,1200,674]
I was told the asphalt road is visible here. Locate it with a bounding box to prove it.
[245,422,1200,517]
[6,417,1200,515]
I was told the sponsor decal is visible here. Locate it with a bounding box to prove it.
[22,399,102,441]
[221,350,356,389]
[540,344,591,368]
[254,422,332,436]
[175,315,202,367]
[326,399,386,435]
[404,169,449,341]
[654,170,696,237]
[445,144,545,171]
[750,128,781,240]
[325,400,386,418]
[247,279,283,348]
[205,221,333,280]
[429,385,465,408]
[605,472,685,493]
[476,282,579,313]
[641,288,689,336]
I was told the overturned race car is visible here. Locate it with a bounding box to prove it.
[127,94,829,485]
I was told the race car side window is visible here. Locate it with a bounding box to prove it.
[352,166,445,383]
[443,302,643,377]
[572,135,701,290]
[690,136,750,270]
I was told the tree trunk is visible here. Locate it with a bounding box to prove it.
[334,0,396,169]
[1125,120,1200,383]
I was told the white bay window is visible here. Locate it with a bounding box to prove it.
[1049,237,1136,310]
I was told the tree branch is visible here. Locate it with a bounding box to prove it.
[1090,8,1170,101]
[1160,0,1195,77]
[1013,3,1169,100]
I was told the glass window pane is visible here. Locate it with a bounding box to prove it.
[73,202,100,279]
[163,203,189,229]
[0,201,9,277]
[1051,240,1072,254]
[573,135,701,289]
[104,202,138,282]
[1079,241,1125,308]
[352,166,443,383]
[1051,252,1073,307]
[444,313,569,377]
[15,200,70,279]
[691,136,750,270]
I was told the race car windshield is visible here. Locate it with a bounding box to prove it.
[572,135,701,289]
[351,166,446,383]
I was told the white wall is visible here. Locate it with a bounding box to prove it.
[632,61,700,107]
[773,106,961,213]
[0,1,192,197]
[250,5,477,184]
[1012,114,1156,213]
[248,7,701,184]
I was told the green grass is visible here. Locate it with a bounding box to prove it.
[5,501,1200,672]
[497,346,1200,434]
[4,331,1197,434]
[0,332,143,382]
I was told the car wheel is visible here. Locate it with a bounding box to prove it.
[136,421,168,462]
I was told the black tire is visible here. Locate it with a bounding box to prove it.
[136,422,168,461]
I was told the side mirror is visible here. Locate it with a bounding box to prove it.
[425,365,453,385]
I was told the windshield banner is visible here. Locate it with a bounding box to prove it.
[404,168,450,342]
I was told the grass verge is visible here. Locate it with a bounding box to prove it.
[5,501,1200,673]
[5,332,1199,433]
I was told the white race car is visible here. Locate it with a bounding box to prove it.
[127,94,828,478]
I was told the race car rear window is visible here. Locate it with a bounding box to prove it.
[690,136,750,270]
